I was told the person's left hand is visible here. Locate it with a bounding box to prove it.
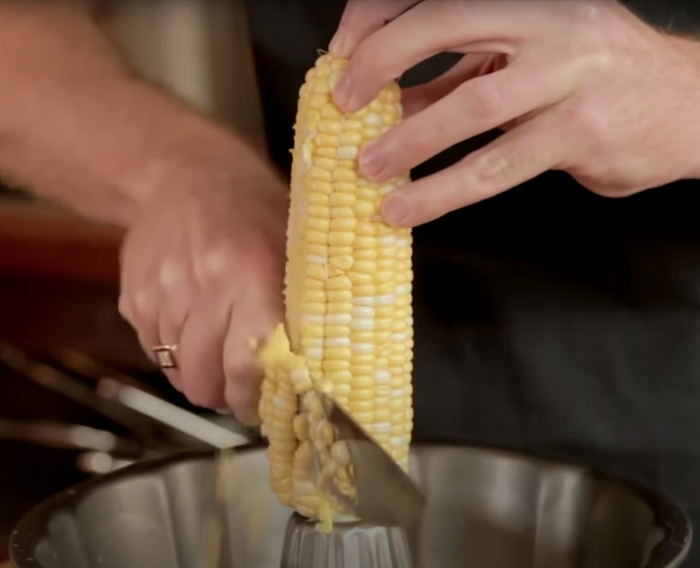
[329,0,700,227]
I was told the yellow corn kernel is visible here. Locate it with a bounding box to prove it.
[255,53,413,531]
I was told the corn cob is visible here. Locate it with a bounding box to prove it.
[255,53,414,531]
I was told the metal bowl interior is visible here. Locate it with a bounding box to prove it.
[10,443,692,568]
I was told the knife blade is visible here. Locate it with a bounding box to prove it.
[313,391,425,529]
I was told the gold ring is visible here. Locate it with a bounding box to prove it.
[151,344,178,370]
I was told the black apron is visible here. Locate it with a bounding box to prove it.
[244,1,700,564]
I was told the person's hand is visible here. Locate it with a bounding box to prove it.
[118,151,288,424]
[329,0,700,227]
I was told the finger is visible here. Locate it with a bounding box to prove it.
[223,283,284,426]
[118,293,135,326]
[176,290,233,409]
[118,293,162,371]
[360,59,575,181]
[401,53,495,118]
[156,259,194,392]
[381,113,572,227]
[119,234,162,356]
[124,287,162,364]
[120,239,183,388]
[333,0,530,112]
[329,0,421,57]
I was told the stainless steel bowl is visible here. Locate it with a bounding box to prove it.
[10,443,692,568]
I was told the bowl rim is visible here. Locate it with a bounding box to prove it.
[9,441,692,568]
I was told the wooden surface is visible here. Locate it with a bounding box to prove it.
[0,198,151,373]
[0,273,151,372]
[0,201,123,283]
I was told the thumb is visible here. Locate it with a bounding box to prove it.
[222,279,284,426]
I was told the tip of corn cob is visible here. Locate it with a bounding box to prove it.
[252,53,414,531]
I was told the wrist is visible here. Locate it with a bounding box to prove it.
[665,35,700,180]
[57,74,267,214]
[123,113,283,218]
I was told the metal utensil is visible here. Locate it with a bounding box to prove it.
[0,343,256,451]
[54,349,159,391]
[11,444,693,568]
[56,349,264,445]
[0,343,182,451]
[0,418,146,457]
[76,451,135,474]
[199,448,235,568]
[314,391,425,528]
[96,378,255,448]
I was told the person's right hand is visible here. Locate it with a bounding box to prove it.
[330,0,700,228]
[117,151,288,425]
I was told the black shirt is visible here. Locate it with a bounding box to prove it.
[243,1,700,562]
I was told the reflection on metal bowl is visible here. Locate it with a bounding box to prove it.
[10,443,692,568]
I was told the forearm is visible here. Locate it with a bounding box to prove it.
[664,34,700,180]
[0,1,262,227]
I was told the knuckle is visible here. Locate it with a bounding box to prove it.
[472,146,518,186]
[564,102,609,146]
[576,163,650,196]
[584,50,615,75]
[121,288,156,327]
[158,257,185,290]
[195,246,233,287]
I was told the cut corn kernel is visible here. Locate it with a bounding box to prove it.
[255,53,413,531]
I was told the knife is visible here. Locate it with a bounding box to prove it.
[313,391,426,529]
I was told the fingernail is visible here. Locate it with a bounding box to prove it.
[328,32,346,56]
[382,193,409,226]
[333,71,353,110]
[359,141,386,178]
